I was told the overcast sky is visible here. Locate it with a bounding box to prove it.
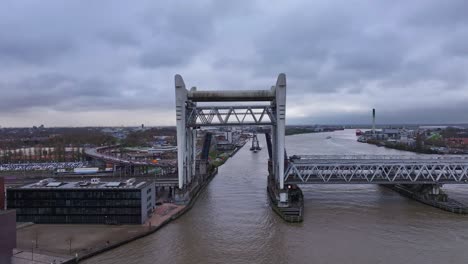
[1,0,468,127]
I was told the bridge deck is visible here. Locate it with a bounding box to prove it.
[84,147,174,168]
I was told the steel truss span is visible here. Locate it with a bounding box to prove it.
[187,106,276,127]
[285,156,468,184]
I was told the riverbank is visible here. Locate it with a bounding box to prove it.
[14,143,243,263]
[363,140,440,154]
[285,127,344,136]
[15,224,148,263]
[77,164,219,263]
[375,141,468,154]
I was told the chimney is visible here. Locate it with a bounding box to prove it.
[372,108,376,134]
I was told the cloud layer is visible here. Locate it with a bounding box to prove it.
[1,0,467,126]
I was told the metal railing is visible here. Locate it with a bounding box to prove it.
[186,105,275,127]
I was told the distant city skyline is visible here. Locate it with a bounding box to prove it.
[1,0,468,126]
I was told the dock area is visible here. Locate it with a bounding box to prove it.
[12,249,73,264]
[15,223,148,262]
[13,203,187,263]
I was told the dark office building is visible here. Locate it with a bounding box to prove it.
[7,178,155,224]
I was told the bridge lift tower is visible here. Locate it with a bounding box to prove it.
[175,73,288,203]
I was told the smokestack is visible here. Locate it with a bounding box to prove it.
[372,108,376,134]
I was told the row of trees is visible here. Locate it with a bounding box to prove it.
[0,128,119,164]
[0,128,118,150]
[121,128,176,147]
[0,146,86,163]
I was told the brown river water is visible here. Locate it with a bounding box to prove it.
[84,130,468,264]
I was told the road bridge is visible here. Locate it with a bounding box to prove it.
[84,146,176,178]
[84,146,174,168]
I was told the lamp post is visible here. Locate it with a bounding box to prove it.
[68,238,72,255]
[31,240,34,263]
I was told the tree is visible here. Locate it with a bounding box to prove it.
[5,148,11,163]
[58,146,65,162]
[415,133,423,151]
[34,147,40,162]
[18,150,24,163]
[38,147,44,162]
[80,147,85,161]
[43,148,49,161]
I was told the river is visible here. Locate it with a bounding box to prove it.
[84,130,468,264]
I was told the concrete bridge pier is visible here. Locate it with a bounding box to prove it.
[173,187,191,205]
[399,184,447,202]
[277,190,289,207]
[173,159,215,205]
[429,184,444,200]
[387,184,468,214]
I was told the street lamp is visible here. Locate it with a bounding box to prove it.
[68,238,72,255]
[31,240,34,263]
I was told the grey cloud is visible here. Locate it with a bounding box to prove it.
[0,74,113,111]
[405,0,468,29]
[333,33,407,78]
[98,30,141,47]
[0,0,468,126]
[443,30,468,57]
[249,1,468,97]
[0,38,74,65]
[137,2,218,69]
[252,7,402,93]
[139,37,203,68]
[0,74,171,113]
